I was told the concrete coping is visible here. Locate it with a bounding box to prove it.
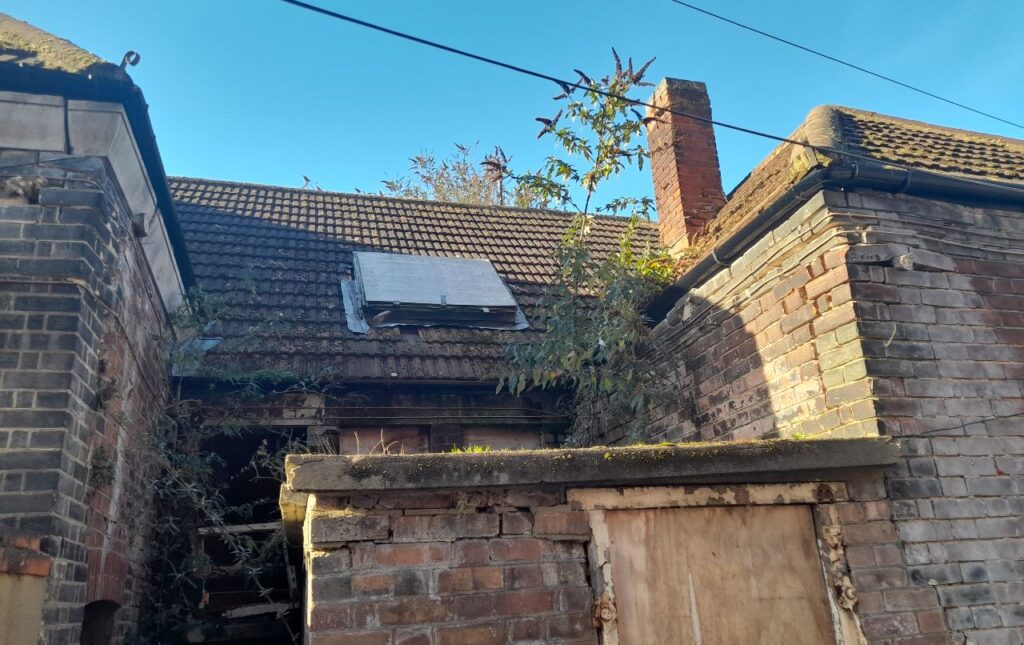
[284,438,897,495]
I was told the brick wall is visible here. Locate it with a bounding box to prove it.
[839,190,1024,645]
[304,489,596,644]
[292,446,940,644]
[0,151,172,643]
[607,190,880,445]
[835,473,948,643]
[623,186,1024,643]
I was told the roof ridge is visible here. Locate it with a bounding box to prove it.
[166,175,657,226]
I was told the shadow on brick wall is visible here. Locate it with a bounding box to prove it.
[598,292,776,445]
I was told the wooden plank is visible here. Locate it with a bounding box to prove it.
[197,522,281,536]
[605,505,835,645]
[569,482,847,510]
[221,602,296,619]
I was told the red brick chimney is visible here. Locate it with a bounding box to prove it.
[646,79,726,254]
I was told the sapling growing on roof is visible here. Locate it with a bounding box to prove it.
[379,142,543,208]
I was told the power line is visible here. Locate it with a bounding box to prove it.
[668,0,1024,132]
[272,1,1023,449]
[277,0,1024,199]
[913,409,1024,437]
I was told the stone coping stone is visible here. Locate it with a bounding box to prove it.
[285,438,897,494]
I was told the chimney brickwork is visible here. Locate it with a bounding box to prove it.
[646,78,726,254]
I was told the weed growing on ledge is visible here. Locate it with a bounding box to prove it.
[449,444,493,453]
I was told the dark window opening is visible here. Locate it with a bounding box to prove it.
[192,426,304,642]
[81,600,119,645]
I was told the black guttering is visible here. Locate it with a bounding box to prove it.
[647,161,1024,320]
[0,64,196,289]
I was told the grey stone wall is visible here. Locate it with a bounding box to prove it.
[0,151,172,643]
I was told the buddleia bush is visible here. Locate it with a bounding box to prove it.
[500,52,677,445]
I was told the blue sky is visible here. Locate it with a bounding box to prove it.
[8,1,1024,204]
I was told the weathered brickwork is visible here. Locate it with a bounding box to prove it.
[0,151,171,643]
[614,190,880,445]
[646,79,726,253]
[833,473,948,644]
[839,190,1024,645]
[622,187,1024,643]
[294,452,944,645]
[304,489,597,644]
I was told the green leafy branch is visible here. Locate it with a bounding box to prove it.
[500,51,677,446]
[131,288,309,644]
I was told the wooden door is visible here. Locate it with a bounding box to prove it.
[604,504,835,645]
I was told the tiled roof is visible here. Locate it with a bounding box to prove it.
[169,177,658,381]
[825,106,1024,183]
[683,105,1024,270]
[171,105,1023,380]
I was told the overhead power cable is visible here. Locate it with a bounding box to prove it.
[914,409,1024,437]
[277,0,1024,198]
[668,0,1024,132]
[273,0,1023,447]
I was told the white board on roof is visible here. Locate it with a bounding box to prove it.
[354,251,518,308]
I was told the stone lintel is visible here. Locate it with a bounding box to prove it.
[285,438,897,495]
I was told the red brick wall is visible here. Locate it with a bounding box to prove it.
[300,472,948,644]
[646,79,726,253]
[606,191,879,444]
[304,489,596,644]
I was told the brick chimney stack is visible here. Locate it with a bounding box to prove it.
[646,79,726,254]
